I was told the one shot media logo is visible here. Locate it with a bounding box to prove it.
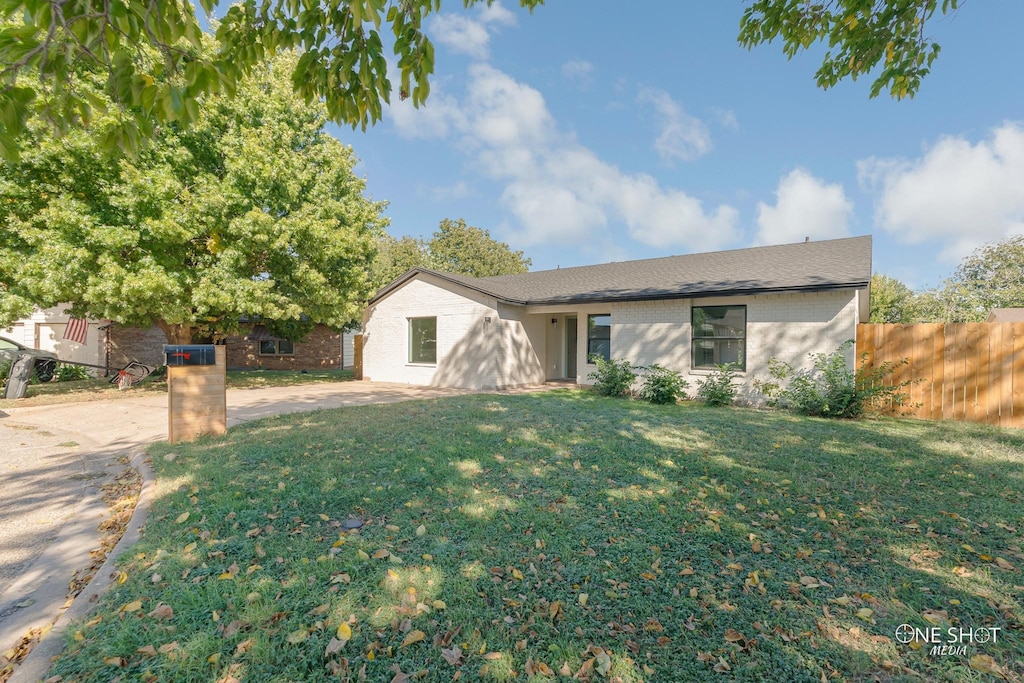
[895,624,1001,656]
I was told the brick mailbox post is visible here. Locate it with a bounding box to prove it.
[165,344,227,443]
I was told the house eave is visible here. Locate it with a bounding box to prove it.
[519,281,869,307]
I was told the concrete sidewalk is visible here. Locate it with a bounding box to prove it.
[0,380,516,681]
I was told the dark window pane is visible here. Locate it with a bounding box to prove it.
[278,339,294,355]
[409,317,437,364]
[692,305,746,370]
[259,340,277,355]
[587,314,611,361]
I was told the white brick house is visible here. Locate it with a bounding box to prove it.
[362,237,871,395]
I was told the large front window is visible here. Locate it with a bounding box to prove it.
[587,314,611,362]
[692,305,745,370]
[409,317,437,364]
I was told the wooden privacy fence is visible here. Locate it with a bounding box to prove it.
[353,334,363,380]
[857,323,1024,428]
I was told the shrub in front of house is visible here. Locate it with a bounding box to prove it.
[54,363,91,382]
[587,356,637,397]
[753,340,912,418]
[696,363,740,406]
[637,364,689,404]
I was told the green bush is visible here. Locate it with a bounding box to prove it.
[637,364,688,404]
[0,360,9,384]
[587,356,637,397]
[696,363,739,406]
[54,363,92,382]
[753,340,911,418]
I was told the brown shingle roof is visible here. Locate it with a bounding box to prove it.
[986,308,1024,322]
[371,236,872,306]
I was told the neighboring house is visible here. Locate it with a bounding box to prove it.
[2,306,106,370]
[362,236,872,396]
[986,308,1024,323]
[225,323,355,370]
[5,309,356,372]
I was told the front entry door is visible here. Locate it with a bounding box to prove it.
[565,316,578,380]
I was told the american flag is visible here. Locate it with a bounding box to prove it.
[64,318,89,345]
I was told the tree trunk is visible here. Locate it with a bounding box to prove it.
[156,320,194,344]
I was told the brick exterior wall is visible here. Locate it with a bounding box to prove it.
[109,325,168,370]
[109,323,343,371]
[362,274,545,390]
[224,324,342,370]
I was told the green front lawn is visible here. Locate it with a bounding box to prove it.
[47,392,1023,682]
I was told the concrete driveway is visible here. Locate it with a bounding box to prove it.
[0,380,503,680]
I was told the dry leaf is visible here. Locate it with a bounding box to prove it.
[578,593,589,607]
[373,549,391,560]
[325,638,345,656]
[136,645,157,656]
[337,623,353,641]
[713,656,731,672]
[286,629,309,644]
[432,600,447,610]
[401,630,426,648]
[175,512,190,524]
[441,645,463,665]
[416,525,426,537]
[120,600,143,613]
[969,654,1006,677]
[724,629,746,642]
[158,642,180,654]
[148,604,174,620]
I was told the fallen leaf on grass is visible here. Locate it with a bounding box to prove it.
[714,656,731,672]
[286,629,309,644]
[969,654,1007,677]
[337,623,352,641]
[175,512,189,524]
[441,645,463,665]
[147,604,174,620]
[325,638,345,656]
[135,645,157,656]
[401,630,425,648]
[120,600,143,613]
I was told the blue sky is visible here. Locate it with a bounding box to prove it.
[331,2,1024,290]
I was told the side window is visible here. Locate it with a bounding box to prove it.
[692,305,746,370]
[587,314,611,362]
[409,317,437,364]
[259,339,295,356]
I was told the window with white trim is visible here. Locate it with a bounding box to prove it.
[409,317,437,364]
[692,305,745,370]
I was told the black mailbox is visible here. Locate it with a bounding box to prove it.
[164,344,217,366]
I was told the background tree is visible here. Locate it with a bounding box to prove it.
[868,273,915,323]
[940,235,1024,321]
[428,218,531,278]
[1,1,970,160]
[369,218,531,292]
[0,50,386,343]
[370,234,429,290]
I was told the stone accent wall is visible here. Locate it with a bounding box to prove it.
[224,324,342,370]
[109,325,167,369]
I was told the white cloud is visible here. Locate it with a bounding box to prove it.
[858,122,1024,261]
[561,60,595,89]
[389,88,466,139]
[385,65,740,252]
[755,168,853,245]
[711,107,739,131]
[422,180,472,201]
[638,88,712,163]
[428,1,515,60]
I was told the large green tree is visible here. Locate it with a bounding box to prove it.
[0,50,386,343]
[941,235,1024,322]
[428,218,531,278]
[0,1,969,159]
[370,218,531,291]
[868,273,914,323]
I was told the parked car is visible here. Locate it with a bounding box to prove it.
[0,336,59,382]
